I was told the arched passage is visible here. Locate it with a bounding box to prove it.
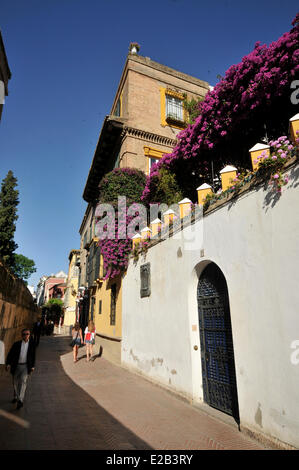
[197,262,239,422]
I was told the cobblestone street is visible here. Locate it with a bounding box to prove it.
[0,334,266,451]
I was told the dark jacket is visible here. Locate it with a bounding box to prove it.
[33,321,42,335]
[6,339,36,375]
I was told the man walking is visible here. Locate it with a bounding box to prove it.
[32,318,42,346]
[5,328,36,409]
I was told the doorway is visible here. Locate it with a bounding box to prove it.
[197,262,239,421]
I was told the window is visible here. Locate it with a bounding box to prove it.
[98,300,102,315]
[115,98,121,117]
[140,263,151,298]
[110,284,117,325]
[160,87,186,129]
[90,297,95,321]
[144,146,171,175]
[87,244,101,287]
[113,93,123,117]
[114,151,120,169]
[149,157,159,172]
[166,94,183,122]
[99,254,107,279]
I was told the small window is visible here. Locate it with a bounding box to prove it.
[149,157,159,171]
[90,297,95,321]
[110,284,117,325]
[114,151,120,169]
[114,98,121,117]
[160,87,186,129]
[166,94,183,122]
[98,300,102,315]
[140,263,151,298]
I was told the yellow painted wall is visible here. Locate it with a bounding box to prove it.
[221,170,237,191]
[92,275,123,340]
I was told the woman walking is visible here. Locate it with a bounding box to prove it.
[71,323,83,363]
[84,321,96,362]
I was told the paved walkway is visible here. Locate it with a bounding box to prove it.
[0,334,266,450]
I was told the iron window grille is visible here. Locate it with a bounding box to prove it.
[166,94,183,122]
[90,297,95,321]
[110,283,117,325]
[140,263,151,298]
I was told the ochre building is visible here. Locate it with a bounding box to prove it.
[78,44,210,361]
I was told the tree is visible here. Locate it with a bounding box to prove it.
[0,171,19,268]
[13,254,37,282]
[44,298,64,323]
[98,167,146,208]
[154,167,183,205]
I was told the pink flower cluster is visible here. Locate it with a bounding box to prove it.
[142,14,299,204]
[254,136,295,165]
[97,203,142,280]
[253,134,295,193]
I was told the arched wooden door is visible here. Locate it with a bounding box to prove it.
[197,263,239,421]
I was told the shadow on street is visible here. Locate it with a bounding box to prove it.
[0,335,151,450]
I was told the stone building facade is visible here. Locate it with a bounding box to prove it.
[0,260,39,372]
[83,49,209,203]
[0,31,11,121]
[78,45,210,358]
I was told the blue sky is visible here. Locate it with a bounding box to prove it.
[0,0,298,289]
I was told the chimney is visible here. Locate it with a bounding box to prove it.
[129,42,140,55]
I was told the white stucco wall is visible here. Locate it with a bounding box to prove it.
[122,162,299,448]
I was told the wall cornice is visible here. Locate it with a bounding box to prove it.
[122,125,177,148]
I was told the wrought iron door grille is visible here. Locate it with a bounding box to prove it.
[197,264,239,420]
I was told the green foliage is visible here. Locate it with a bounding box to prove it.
[45,298,63,307]
[183,95,203,124]
[98,168,146,207]
[13,254,37,282]
[154,167,183,205]
[0,171,19,269]
[44,298,64,317]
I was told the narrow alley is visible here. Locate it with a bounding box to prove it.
[0,333,266,451]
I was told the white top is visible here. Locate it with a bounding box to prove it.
[18,340,29,363]
[249,143,270,152]
[141,227,151,232]
[178,198,192,204]
[151,218,162,224]
[219,165,238,174]
[197,183,212,190]
[163,209,175,215]
[290,113,299,122]
[84,327,96,341]
[132,233,141,239]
